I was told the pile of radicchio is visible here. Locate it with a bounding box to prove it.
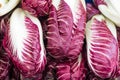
[0,0,120,80]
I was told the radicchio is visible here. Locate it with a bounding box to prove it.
[46,0,73,59]
[56,62,71,80]
[0,0,20,16]
[86,14,118,78]
[46,0,86,59]
[0,10,11,51]
[0,49,11,80]
[20,73,43,80]
[86,71,102,80]
[65,0,86,59]
[56,45,87,80]
[21,0,52,17]
[93,0,120,27]
[115,27,120,77]
[70,54,87,80]
[42,55,57,80]
[117,27,120,50]
[3,8,46,77]
[0,14,10,39]
[86,3,100,20]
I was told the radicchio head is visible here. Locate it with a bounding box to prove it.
[86,14,118,78]
[3,8,47,77]
[46,0,86,59]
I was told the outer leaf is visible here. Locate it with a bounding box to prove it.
[0,14,10,36]
[46,0,86,59]
[0,14,10,61]
[0,0,20,16]
[86,3,100,20]
[56,62,71,80]
[93,0,120,27]
[20,73,42,80]
[3,8,46,77]
[0,49,11,80]
[46,0,73,59]
[115,27,120,77]
[86,14,118,78]
[22,0,52,17]
[55,57,86,80]
[117,27,120,50]
[43,55,57,80]
[86,71,102,80]
[70,53,87,80]
[56,45,87,80]
[66,0,86,59]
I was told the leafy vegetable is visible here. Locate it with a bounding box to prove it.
[115,27,120,77]
[46,0,86,59]
[3,8,47,77]
[86,3,100,20]
[42,55,57,80]
[21,0,52,17]
[0,48,11,80]
[65,0,86,59]
[0,0,20,16]
[70,54,87,79]
[46,0,73,59]
[1,0,120,79]
[56,44,87,80]
[86,14,118,78]
[93,0,120,27]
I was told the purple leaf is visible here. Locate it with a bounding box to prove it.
[3,8,47,77]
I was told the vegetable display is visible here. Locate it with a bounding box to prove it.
[0,0,120,80]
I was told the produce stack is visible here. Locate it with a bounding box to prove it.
[0,0,120,80]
